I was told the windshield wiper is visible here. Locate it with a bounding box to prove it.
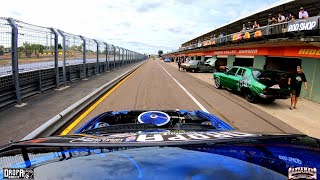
[81,123,215,134]
[173,123,215,131]
[81,123,160,134]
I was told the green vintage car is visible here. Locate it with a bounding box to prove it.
[213,66,290,103]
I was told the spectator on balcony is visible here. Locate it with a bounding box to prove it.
[271,17,278,24]
[210,34,216,39]
[252,21,260,30]
[299,7,309,19]
[247,22,252,30]
[268,14,277,25]
[278,13,286,23]
[242,24,247,32]
[219,32,224,37]
[285,13,293,21]
[268,14,273,25]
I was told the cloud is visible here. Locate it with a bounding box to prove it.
[120,22,131,27]
[10,11,22,17]
[175,0,195,5]
[136,2,162,13]
[167,28,182,33]
[0,0,282,54]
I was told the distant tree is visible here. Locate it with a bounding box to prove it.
[76,45,83,52]
[158,50,163,57]
[58,44,62,49]
[0,45,4,56]
[31,44,44,58]
[32,44,44,53]
[23,42,33,58]
[18,46,24,53]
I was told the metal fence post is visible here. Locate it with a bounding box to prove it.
[116,46,119,67]
[131,51,133,63]
[121,48,124,66]
[93,39,99,74]
[134,52,136,62]
[7,18,22,105]
[119,47,122,67]
[113,45,116,69]
[103,42,109,72]
[49,28,59,88]
[128,50,131,64]
[57,30,67,86]
[117,46,121,67]
[125,49,128,65]
[79,36,87,79]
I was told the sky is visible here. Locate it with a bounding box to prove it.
[1,0,282,54]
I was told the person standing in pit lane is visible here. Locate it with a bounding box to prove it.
[288,66,308,110]
[178,58,181,71]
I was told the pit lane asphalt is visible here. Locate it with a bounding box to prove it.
[67,59,301,135]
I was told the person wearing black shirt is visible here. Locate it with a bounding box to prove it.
[178,58,182,71]
[288,66,308,110]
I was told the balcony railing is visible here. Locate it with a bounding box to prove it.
[171,16,320,54]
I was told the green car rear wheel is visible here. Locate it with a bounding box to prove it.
[244,90,257,103]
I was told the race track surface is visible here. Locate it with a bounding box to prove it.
[68,59,301,134]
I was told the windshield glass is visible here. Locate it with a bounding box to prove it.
[252,70,262,78]
[1,0,320,179]
[187,60,198,64]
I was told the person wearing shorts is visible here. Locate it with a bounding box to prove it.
[288,66,308,110]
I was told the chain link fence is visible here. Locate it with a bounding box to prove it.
[15,19,55,73]
[98,42,107,73]
[0,17,147,108]
[64,32,86,82]
[0,18,12,76]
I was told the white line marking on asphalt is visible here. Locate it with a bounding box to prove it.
[156,61,209,113]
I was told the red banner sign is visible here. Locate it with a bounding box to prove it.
[171,47,320,58]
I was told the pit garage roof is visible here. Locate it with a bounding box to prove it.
[182,0,320,46]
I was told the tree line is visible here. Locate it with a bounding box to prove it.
[0,43,116,58]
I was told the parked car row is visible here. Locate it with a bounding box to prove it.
[160,57,174,62]
[181,58,216,73]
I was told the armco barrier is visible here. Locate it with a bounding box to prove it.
[0,17,148,109]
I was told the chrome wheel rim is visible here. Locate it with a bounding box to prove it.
[214,78,220,88]
[246,92,255,101]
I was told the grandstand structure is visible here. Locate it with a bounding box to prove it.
[165,0,320,103]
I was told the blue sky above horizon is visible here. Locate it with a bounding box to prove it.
[1,0,281,54]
